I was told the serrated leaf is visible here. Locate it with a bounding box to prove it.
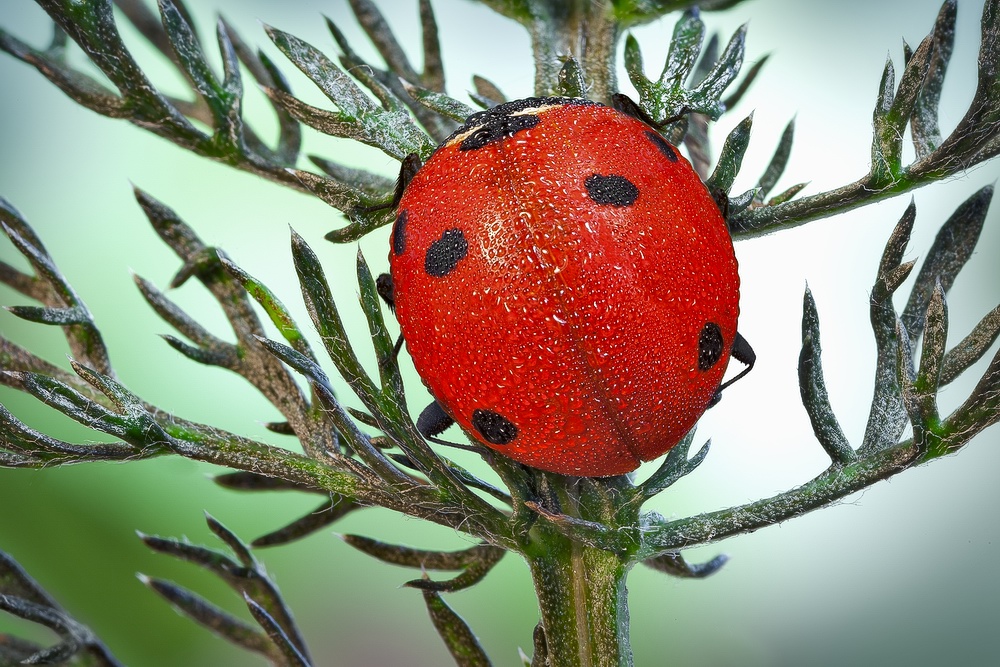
[660,9,704,84]
[266,25,433,160]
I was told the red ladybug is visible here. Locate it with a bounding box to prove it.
[384,96,753,477]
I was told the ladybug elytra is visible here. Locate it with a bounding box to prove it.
[383,96,753,477]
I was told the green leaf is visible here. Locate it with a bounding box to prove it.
[643,551,728,579]
[660,9,704,85]
[218,251,316,361]
[403,81,477,122]
[1,208,111,373]
[901,185,992,339]
[625,13,746,130]
[404,546,505,593]
[755,118,795,202]
[941,345,1000,453]
[290,229,377,398]
[252,333,406,483]
[690,23,746,119]
[798,287,855,464]
[0,549,122,665]
[706,113,753,194]
[420,589,492,667]
[244,595,311,667]
[139,575,278,659]
[343,536,500,571]
[284,166,368,213]
[940,303,1000,386]
[629,430,707,508]
[472,74,507,106]
[132,273,219,348]
[252,497,361,547]
[911,0,956,158]
[0,26,127,117]
[870,36,932,187]
[266,25,433,160]
[861,202,916,454]
[5,305,89,326]
[141,515,312,663]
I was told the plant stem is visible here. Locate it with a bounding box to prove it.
[523,0,619,102]
[523,478,635,667]
[525,542,632,667]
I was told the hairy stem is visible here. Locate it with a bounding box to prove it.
[523,478,635,667]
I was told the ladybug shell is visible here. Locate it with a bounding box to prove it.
[389,97,739,477]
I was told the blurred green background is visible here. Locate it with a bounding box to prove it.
[1,0,999,665]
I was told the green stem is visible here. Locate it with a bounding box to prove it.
[523,478,635,667]
[525,540,632,667]
[730,160,965,240]
[519,0,619,102]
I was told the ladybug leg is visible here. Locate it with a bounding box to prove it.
[728,332,757,377]
[417,401,454,439]
[376,272,396,311]
[611,93,692,128]
[708,332,756,407]
[710,186,730,221]
[416,401,482,453]
[375,272,407,361]
[353,153,422,215]
[390,153,422,209]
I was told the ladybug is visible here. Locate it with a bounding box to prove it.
[382,95,754,477]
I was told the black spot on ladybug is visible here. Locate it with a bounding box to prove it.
[645,131,678,162]
[392,209,408,256]
[471,409,518,445]
[446,97,598,152]
[424,228,468,277]
[585,174,639,207]
[460,113,539,151]
[698,322,725,371]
